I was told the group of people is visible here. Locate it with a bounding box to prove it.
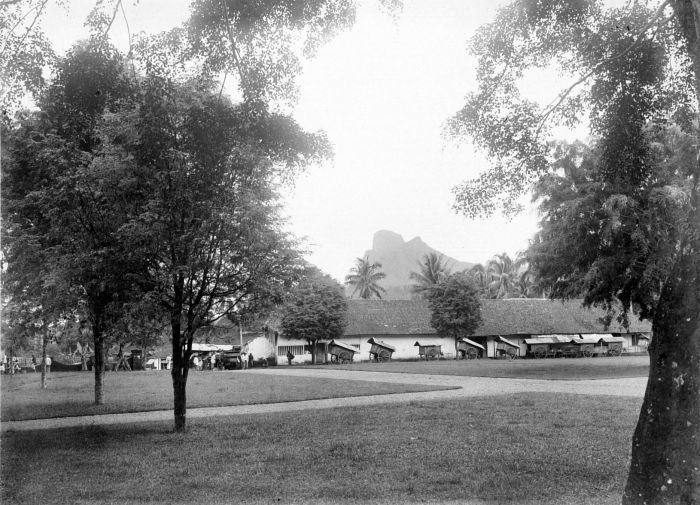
[190,352,256,370]
[1,355,51,374]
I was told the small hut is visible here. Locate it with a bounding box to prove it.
[456,338,485,359]
[328,340,359,364]
[367,338,395,362]
[414,341,442,360]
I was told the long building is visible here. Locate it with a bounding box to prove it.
[276,298,651,363]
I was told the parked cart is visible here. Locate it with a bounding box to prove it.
[599,336,625,356]
[456,338,485,359]
[328,340,359,364]
[367,338,395,362]
[496,336,519,359]
[573,337,598,357]
[414,342,442,360]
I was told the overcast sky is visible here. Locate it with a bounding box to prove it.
[42,0,568,282]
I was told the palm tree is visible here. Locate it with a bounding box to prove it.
[468,263,490,296]
[410,252,453,298]
[345,256,387,299]
[514,253,543,298]
[486,253,518,298]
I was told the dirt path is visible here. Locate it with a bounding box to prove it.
[0,368,647,432]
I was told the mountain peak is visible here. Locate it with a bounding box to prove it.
[372,230,405,252]
[359,229,475,299]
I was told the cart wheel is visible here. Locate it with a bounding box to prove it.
[507,350,516,360]
[583,350,593,358]
[377,356,384,363]
[609,349,621,357]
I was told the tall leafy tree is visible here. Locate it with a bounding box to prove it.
[409,252,453,298]
[426,272,482,358]
[2,41,142,404]
[345,256,387,299]
[98,76,327,431]
[447,1,700,502]
[280,270,348,365]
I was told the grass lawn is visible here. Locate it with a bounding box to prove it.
[314,355,650,380]
[0,370,452,422]
[1,393,642,505]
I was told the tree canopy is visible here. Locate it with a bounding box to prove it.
[426,272,482,343]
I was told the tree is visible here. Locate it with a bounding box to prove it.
[2,39,145,403]
[485,253,519,299]
[96,76,325,431]
[280,272,348,365]
[447,2,700,502]
[345,256,387,299]
[467,263,490,296]
[426,272,482,359]
[409,252,453,298]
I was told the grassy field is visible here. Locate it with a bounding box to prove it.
[312,355,650,380]
[1,393,642,505]
[0,370,451,422]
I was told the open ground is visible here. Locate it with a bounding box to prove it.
[1,357,649,504]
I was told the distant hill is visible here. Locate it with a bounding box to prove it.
[347,230,475,300]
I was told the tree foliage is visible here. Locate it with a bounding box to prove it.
[426,272,482,341]
[0,0,55,115]
[186,0,401,105]
[527,133,692,322]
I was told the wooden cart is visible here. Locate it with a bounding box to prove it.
[456,338,485,359]
[367,338,395,362]
[599,336,625,356]
[496,336,520,359]
[414,342,442,360]
[573,337,598,358]
[328,340,359,364]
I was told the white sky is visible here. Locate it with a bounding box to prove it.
[41,0,578,282]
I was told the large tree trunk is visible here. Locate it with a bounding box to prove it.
[172,362,187,433]
[622,245,700,504]
[170,279,189,432]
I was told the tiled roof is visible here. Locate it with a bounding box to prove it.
[345,299,651,336]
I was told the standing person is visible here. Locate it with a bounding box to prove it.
[239,352,247,370]
[45,355,52,374]
[286,350,294,366]
[210,353,217,370]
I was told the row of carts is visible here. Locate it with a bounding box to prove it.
[327,334,626,363]
[524,335,625,358]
